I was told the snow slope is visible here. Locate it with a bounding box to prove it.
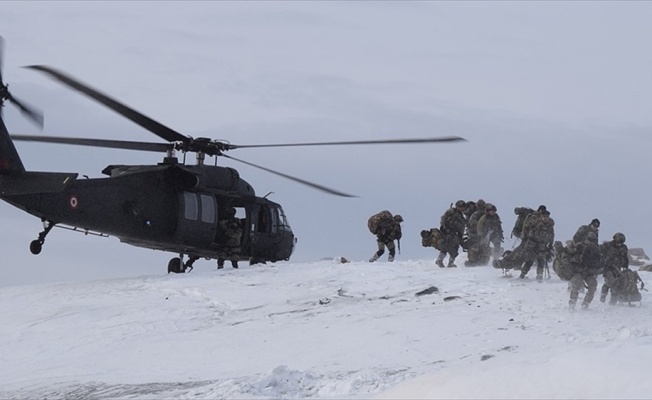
[1,256,651,399]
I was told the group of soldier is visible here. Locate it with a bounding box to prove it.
[368,200,645,310]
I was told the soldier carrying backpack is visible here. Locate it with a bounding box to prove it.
[612,266,645,305]
[368,210,403,262]
[599,232,629,304]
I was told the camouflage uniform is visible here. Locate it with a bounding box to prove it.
[600,232,629,304]
[370,215,403,262]
[217,215,243,269]
[569,232,601,309]
[463,201,478,226]
[572,218,600,244]
[476,204,504,260]
[436,200,466,268]
[465,200,488,266]
[552,240,578,281]
[517,209,555,281]
[511,207,535,240]
[612,268,644,304]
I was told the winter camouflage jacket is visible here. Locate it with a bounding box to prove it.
[573,240,601,275]
[376,219,402,242]
[477,213,504,242]
[440,207,466,238]
[522,213,555,252]
[573,224,599,244]
[600,240,629,272]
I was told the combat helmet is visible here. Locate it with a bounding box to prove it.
[394,214,404,222]
[613,232,626,244]
[455,200,466,208]
[486,203,497,212]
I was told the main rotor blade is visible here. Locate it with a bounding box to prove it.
[7,95,44,128]
[0,36,4,87]
[25,65,190,144]
[11,134,172,153]
[223,154,356,198]
[229,136,466,150]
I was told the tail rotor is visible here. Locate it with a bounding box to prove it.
[0,36,43,128]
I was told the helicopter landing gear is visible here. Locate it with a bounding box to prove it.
[167,257,183,274]
[184,256,199,272]
[167,254,199,274]
[30,220,55,255]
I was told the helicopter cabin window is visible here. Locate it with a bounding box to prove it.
[200,195,215,223]
[183,192,198,221]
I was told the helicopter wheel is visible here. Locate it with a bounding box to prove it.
[167,257,184,274]
[29,240,43,255]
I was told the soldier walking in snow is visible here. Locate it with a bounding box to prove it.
[476,203,504,260]
[568,231,601,310]
[519,207,555,281]
[599,232,629,304]
[573,218,600,244]
[436,200,467,268]
[368,211,403,262]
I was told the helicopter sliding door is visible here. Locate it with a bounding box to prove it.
[175,191,217,247]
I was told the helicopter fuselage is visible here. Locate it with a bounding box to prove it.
[0,163,296,265]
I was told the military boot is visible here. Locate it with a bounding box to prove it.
[217,259,225,269]
[447,258,457,268]
[599,293,607,303]
[568,299,576,310]
[435,259,445,268]
[388,254,395,262]
[536,274,543,282]
[369,253,379,263]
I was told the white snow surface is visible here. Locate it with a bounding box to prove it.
[1,255,651,399]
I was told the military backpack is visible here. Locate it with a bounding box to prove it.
[368,210,393,235]
[511,207,534,239]
[613,269,643,303]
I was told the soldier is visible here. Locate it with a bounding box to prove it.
[477,203,504,260]
[217,207,243,269]
[600,232,629,304]
[465,199,488,266]
[436,200,467,268]
[519,208,555,281]
[552,240,578,281]
[568,231,601,310]
[463,201,477,225]
[612,265,645,304]
[369,214,403,262]
[511,207,535,240]
[573,218,600,244]
[466,199,486,236]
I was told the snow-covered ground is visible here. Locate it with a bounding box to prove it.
[1,254,651,399]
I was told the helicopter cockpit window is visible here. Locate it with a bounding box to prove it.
[278,206,290,227]
[183,192,198,221]
[200,195,215,223]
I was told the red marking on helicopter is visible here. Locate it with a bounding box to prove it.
[69,195,79,209]
[0,159,10,169]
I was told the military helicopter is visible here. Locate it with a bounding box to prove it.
[0,39,465,273]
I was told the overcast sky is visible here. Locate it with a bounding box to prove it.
[1,2,652,286]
